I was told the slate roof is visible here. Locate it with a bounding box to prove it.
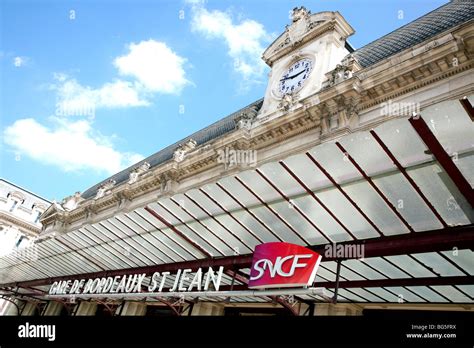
[351,0,474,68]
[81,99,264,199]
[80,0,473,199]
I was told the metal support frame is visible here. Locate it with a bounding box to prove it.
[409,115,474,208]
[1,225,473,290]
[460,97,474,122]
[332,260,342,304]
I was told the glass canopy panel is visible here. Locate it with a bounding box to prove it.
[455,153,474,187]
[268,200,326,245]
[217,176,260,207]
[430,285,472,302]
[374,118,433,168]
[407,164,474,224]
[440,249,474,275]
[126,235,170,264]
[342,259,386,280]
[291,195,352,243]
[405,286,449,303]
[100,220,130,239]
[307,142,360,185]
[323,261,365,281]
[281,152,332,192]
[85,244,124,269]
[224,211,273,243]
[342,180,410,235]
[198,183,241,212]
[385,287,426,302]
[258,161,308,198]
[127,211,157,232]
[361,257,410,279]
[135,208,167,230]
[247,205,305,244]
[235,170,282,204]
[346,288,386,302]
[314,187,380,239]
[212,214,261,249]
[372,172,443,231]
[146,203,183,226]
[365,287,400,302]
[169,193,211,222]
[314,266,336,283]
[411,252,465,276]
[139,233,182,262]
[106,239,150,267]
[149,228,203,259]
[456,285,474,298]
[181,220,230,256]
[421,99,474,157]
[384,255,436,277]
[335,288,367,302]
[338,130,396,176]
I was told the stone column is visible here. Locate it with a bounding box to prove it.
[74,301,97,316]
[20,302,38,316]
[43,301,65,316]
[314,303,363,316]
[190,302,225,316]
[117,301,147,316]
[1,298,23,316]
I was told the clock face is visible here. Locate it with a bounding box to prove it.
[278,58,313,96]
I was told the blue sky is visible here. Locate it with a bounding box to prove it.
[0,0,447,201]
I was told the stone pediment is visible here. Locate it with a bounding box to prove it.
[262,8,354,67]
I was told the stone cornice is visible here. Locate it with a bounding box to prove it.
[0,212,40,237]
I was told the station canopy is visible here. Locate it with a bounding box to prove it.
[0,96,473,306]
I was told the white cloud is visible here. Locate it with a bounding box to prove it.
[189,2,273,87]
[52,75,149,117]
[13,56,28,67]
[4,117,143,174]
[114,40,190,94]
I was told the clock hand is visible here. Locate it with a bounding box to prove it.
[279,69,306,81]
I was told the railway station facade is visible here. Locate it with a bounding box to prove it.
[0,1,473,316]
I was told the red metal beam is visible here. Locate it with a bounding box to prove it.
[460,97,474,122]
[1,225,473,289]
[409,115,474,208]
[318,275,474,289]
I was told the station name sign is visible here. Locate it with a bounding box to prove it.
[48,266,224,296]
[48,242,322,296]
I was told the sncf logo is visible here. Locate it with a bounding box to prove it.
[248,242,322,289]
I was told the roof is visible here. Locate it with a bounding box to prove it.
[351,0,474,68]
[0,178,51,208]
[81,99,264,199]
[80,0,473,200]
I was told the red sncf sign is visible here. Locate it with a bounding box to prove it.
[248,242,322,289]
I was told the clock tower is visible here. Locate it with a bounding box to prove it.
[258,7,356,121]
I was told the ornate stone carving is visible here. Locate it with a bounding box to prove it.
[95,179,116,199]
[173,139,197,163]
[322,55,356,89]
[61,191,82,210]
[234,105,259,130]
[128,161,151,184]
[278,93,299,112]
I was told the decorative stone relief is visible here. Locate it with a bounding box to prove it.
[128,161,151,184]
[234,105,259,130]
[322,55,356,89]
[173,139,197,163]
[95,179,116,199]
[61,192,82,210]
[278,93,300,112]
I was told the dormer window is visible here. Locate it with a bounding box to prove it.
[32,204,45,223]
[6,191,25,213]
